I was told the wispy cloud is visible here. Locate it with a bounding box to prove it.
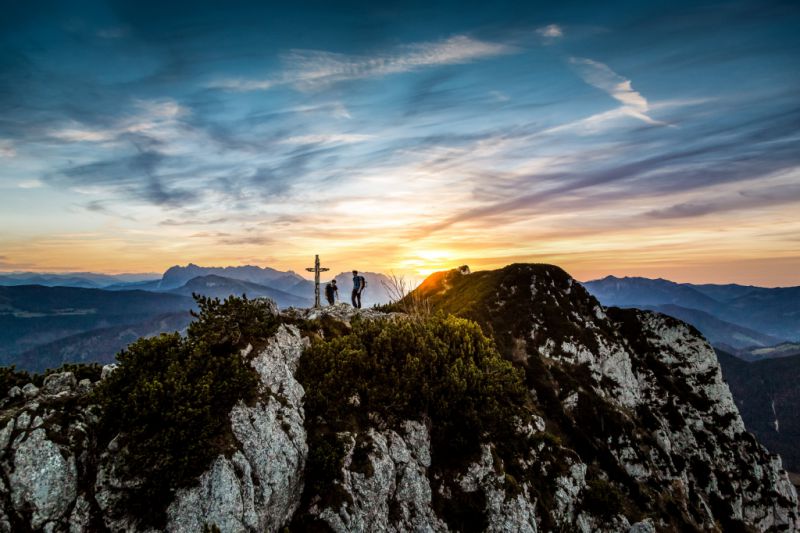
[214,35,514,92]
[49,126,117,143]
[83,200,137,221]
[17,179,43,189]
[645,170,800,219]
[279,133,372,145]
[212,79,275,92]
[537,24,564,42]
[2,1,799,283]
[47,99,189,146]
[570,57,665,126]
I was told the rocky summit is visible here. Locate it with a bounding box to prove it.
[0,264,797,532]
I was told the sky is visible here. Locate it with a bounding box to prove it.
[0,0,799,285]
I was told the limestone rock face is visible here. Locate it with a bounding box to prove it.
[9,428,78,530]
[100,363,117,380]
[0,326,310,533]
[41,372,77,396]
[458,445,540,533]
[165,324,309,532]
[310,421,448,533]
[411,264,800,531]
[283,301,400,326]
[0,372,96,533]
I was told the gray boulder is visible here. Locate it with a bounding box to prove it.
[42,371,77,395]
[9,428,78,530]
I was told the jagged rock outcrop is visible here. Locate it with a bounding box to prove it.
[412,264,800,531]
[309,421,447,532]
[164,324,309,532]
[0,324,311,533]
[0,264,797,532]
[0,372,100,533]
[283,301,398,325]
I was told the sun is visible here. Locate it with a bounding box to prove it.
[395,249,456,277]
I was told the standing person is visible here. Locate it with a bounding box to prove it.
[351,270,366,309]
[325,279,338,306]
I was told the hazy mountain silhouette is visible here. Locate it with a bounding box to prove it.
[583,275,800,348]
[331,271,394,307]
[158,264,305,291]
[634,304,784,350]
[169,275,312,308]
[0,285,193,364]
[16,311,192,373]
[0,272,158,289]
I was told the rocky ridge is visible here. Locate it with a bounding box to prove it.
[0,264,797,532]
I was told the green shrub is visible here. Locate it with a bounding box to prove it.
[583,479,625,520]
[306,433,347,491]
[0,366,34,397]
[298,313,530,480]
[188,293,278,349]
[95,294,278,527]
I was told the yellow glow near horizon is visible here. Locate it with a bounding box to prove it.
[3,156,800,286]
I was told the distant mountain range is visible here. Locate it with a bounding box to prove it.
[0,271,159,289]
[635,304,785,352]
[103,266,397,307]
[0,285,193,368]
[0,264,398,371]
[331,271,395,307]
[582,275,800,351]
[169,275,311,307]
[15,311,193,373]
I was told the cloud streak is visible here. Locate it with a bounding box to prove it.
[645,174,800,219]
[1,1,799,284]
[570,57,665,126]
[215,35,514,92]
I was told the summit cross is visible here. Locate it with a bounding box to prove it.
[305,254,330,309]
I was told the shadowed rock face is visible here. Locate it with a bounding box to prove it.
[716,348,800,477]
[0,264,797,532]
[409,264,799,530]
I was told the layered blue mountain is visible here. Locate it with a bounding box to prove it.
[0,272,158,289]
[582,275,800,349]
[158,264,306,292]
[0,285,193,371]
[583,275,800,482]
[168,275,311,307]
[635,304,784,352]
[15,312,193,373]
[0,265,399,372]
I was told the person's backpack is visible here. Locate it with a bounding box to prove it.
[358,275,366,290]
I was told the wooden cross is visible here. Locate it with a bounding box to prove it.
[305,254,330,309]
